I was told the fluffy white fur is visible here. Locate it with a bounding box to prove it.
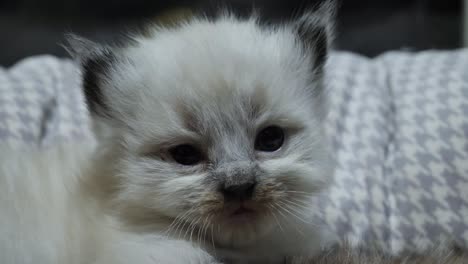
[0,4,335,264]
[0,143,219,264]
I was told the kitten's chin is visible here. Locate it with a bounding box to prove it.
[214,210,275,247]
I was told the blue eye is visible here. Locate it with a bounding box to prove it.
[169,144,203,165]
[255,126,284,152]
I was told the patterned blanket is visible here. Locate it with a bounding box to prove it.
[1,51,467,253]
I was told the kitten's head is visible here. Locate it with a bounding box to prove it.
[68,1,335,247]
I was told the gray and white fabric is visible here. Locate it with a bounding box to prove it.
[1,51,467,253]
[0,55,91,147]
[320,50,468,253]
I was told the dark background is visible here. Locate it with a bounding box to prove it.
[0,0,463,66]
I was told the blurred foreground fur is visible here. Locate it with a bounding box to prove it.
[287,242,468,264]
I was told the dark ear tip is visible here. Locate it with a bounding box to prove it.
[297,0,337,36]
[61,33,116,118]
[316,0,339,18]
[61,33,100,60]
[293,0,337,69]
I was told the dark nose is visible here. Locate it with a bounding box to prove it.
[222,182,256,201]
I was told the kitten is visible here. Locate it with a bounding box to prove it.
[0,2,335,264]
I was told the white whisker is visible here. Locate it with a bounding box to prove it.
[267,204,285,234]
[277,201,311,224]
[189,216,203,243]
[281,200,311,216]
[274,202,306,237]
[210,219,216,250]
[164,208,195,238]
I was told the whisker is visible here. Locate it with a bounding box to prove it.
[284,190,313,195]
[189,216,203,243]
[164,209,195,238]
[288,197,313,207]
[274,202,306,237]
[282,200,321,229]
[278,201,310,224]
[199,216,210,246]
[210,219,216,250]
[196,216,204,246]
[179,219,193,241]
[164,213,184,236]
[198,216,209,249]
[284,196,315,210]
[267,204,285,234]
[270,202,290,225]
[166,208,196,231]
[176,210,199,240]
[277,201,311,224]
[202,215,212,248]
[281,200,312,215]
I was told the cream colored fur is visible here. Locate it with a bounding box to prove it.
[0,142,218,264]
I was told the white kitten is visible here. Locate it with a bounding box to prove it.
[0,2,335,263]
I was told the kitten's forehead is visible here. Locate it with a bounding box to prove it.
[113,20,314,137]
[121,18,309,95]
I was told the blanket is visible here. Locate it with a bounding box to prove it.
[1,51,467,253]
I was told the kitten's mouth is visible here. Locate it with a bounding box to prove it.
[224,203,258,223]
[231,206,254,216]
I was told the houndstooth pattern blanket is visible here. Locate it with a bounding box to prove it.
[1,51,467,253]
[0,56,90,146]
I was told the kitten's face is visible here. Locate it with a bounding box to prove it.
[70,9,334,247]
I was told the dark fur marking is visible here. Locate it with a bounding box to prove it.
[82,50,115,117]
[297,22,328,69]
[295,0,336,71]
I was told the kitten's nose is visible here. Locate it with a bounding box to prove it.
[222,182,256,201]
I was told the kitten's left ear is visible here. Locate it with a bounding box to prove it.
[63,34,112,63]
[63,34,117,118]
[293,0,336,71]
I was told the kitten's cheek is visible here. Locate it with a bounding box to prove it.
[284,166,332,193]
[259,161,331,194]
[155,175,206,214]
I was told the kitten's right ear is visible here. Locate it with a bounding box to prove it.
[64,34,115,118]
[293,0,336,71]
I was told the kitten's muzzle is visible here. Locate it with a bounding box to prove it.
[211,162,260,202]
[221,181,257,201]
